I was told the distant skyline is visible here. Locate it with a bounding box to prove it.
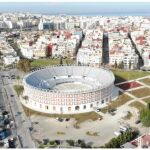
[1,2,150,15]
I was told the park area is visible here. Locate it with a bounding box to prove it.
[117,81,142,90]
[31,58,75,68]
[129,101,146,111]
[112,69,150,84]
[129,87,150,98]
[142,97,150,104]
[139,78,150,86]
[101,93,132,113]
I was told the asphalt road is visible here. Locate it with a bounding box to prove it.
[0,68,35,148]
[0,76,5,112]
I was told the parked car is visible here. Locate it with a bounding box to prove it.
[135,120,141,124]
[65,118,70,121]
[110,112,116,116]
[119,125,129,132]
[58,118,63,122]
[96,108,101,112]
[29,127,33,131]
[114,131,121,136]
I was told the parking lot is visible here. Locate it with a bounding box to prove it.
[30,104,139,147]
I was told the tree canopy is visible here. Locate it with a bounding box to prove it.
[140,107,150,127]
[17,59,31,72]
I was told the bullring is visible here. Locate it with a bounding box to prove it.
[22,65,115,114]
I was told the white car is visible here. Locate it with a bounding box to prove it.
[114,131,121,136]
[119,125,128,132]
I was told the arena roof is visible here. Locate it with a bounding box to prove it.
[23,65,115,93]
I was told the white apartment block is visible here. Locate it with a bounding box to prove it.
[142,51,150,67]
[3,55,20,66]
[77,48,102,67]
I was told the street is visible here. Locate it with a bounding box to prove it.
[0,68,35,148]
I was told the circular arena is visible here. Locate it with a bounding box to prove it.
[22,65,115,114]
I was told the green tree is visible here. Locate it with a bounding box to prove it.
[140,108,150,127]
[129,60,132,69]
[49,141,55,145]
[104,130,138,148]
[115,60,118,69]
[0,51,2,56]
[80,141,86,148]
[147,103,150,110]
[118,61,124,69]
[66,59,69,66]
[66,140,74,146]
[45,48,49,57]
[16,75,20,85]
[60,57,63,65]
[17,59,31,72]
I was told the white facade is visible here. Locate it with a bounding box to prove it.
[77,48,102,67]
[3,55,20,65]
[142,51,150,67]
[20,45,34,59]
[109,52,124,65]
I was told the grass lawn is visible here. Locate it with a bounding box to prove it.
[129,87,150,98]
[101,93,132,113]
[23,105,102,124]
[13,85,24,96]
[142,97,150,104]
[129,101,146,111]
[31,58,75,68]
[112,69,150,84]
[139,78,150,86]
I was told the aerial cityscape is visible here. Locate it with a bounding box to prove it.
[0,1,150,149]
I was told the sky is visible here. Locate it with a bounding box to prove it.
[0,2,150,15]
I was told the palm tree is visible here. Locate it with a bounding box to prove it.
[115,60,118,69]
[16,75,20,85]
[129,60,132,70]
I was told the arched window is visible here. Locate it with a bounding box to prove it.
[68,107,71,111]
[75,106,80,111]
[90,104,93,108]
[45,106,48,110]
[97,102,99,106]
[83,105,86,109]
[53,106,56,111]
[60,107,63,112]
[101,100,104,104]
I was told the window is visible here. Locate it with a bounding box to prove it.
[90,104,93,108]
[68,107,71,111]
[40,104,42,108]
[83,105,86,109]
[97,102,99,105]
[53,106,56,111]
[75,106,80,111]
[101,100,104,104]
[45,106,48,110]
[60,107,63,112]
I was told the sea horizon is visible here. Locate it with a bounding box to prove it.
[41,12,150,17]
